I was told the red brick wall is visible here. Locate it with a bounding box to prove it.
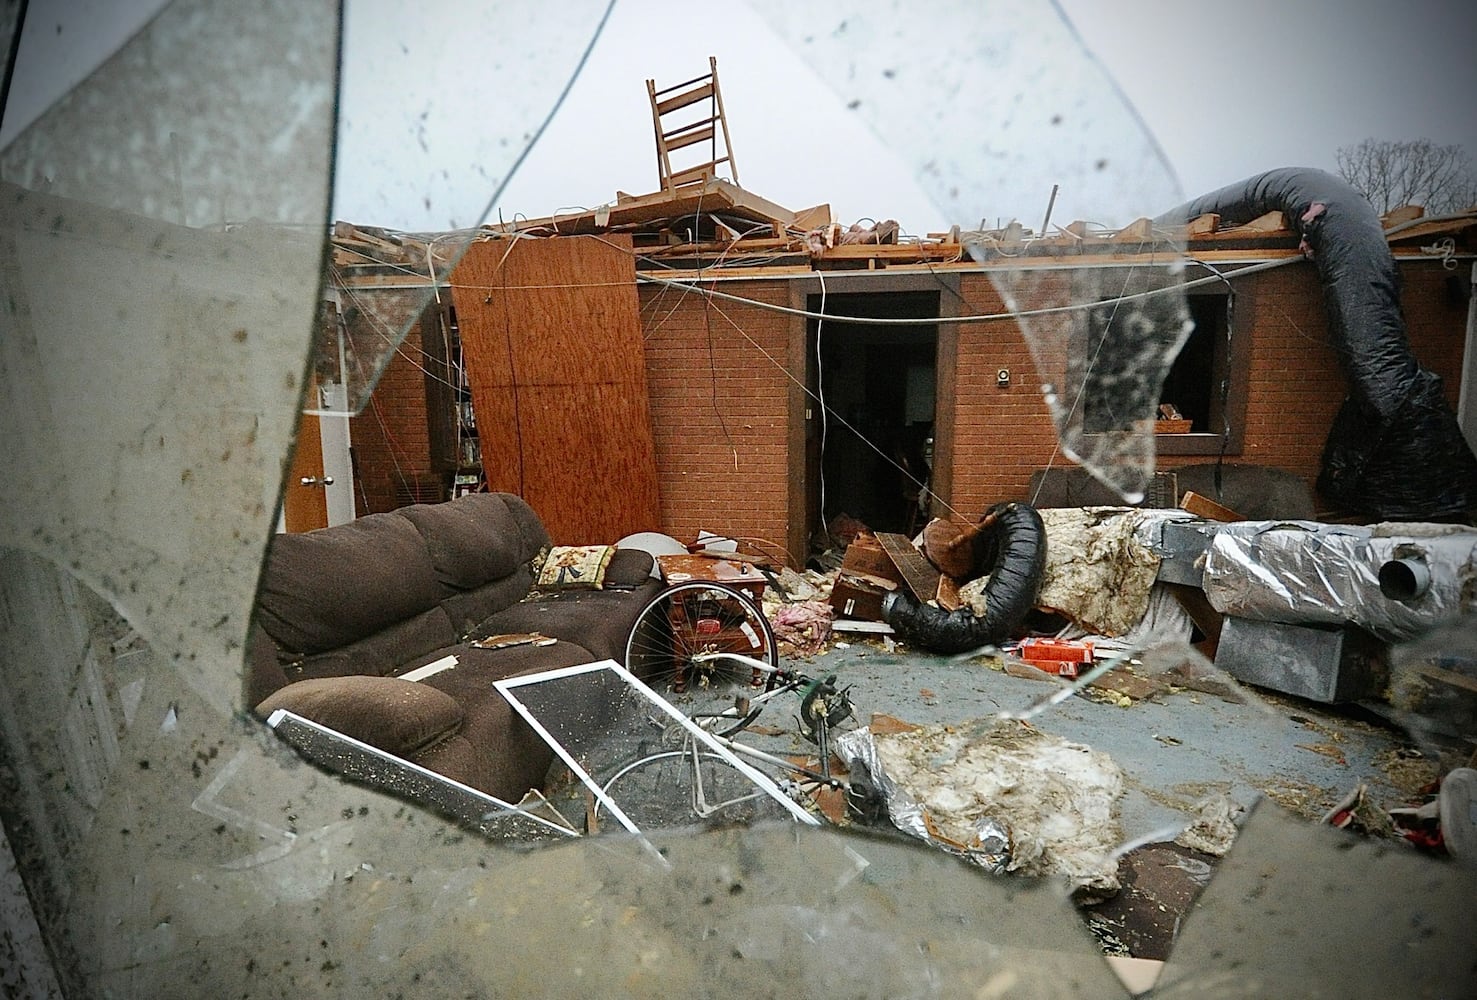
[946,273,1061,518]
[349,320,440,514]
[1401,263,1468,408]
[944,259,1468,513]
[1221,265,1344,477]
[1172,261,1467,505]
[639,280,793,556]
[357,256,1459,551]
[635,259,1470,564]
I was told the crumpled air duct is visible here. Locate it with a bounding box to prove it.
[1157,167,1477,520]
[882,502,1047,654]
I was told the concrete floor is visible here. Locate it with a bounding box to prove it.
[529,631,1458,973]
[711,635,1435,844]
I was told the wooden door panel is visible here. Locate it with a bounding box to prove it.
[284,409,328,532]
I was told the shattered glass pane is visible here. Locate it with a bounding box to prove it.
[749,0,1190,501]
[990,253,1192,504]
[319,0,616,412]
[1156,802,1477,997]
[458,823,1129,998]
[0,0,336,715]
[266,709,577,843]
[746,0,1179,231]
[1387,616,1477,759]
[1,0,1469,995]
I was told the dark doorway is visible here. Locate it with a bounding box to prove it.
[807,290,940,544]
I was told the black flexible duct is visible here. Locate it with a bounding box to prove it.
[1157,167,1477,520]
[882,502,1046,654]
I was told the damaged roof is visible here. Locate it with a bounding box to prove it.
[329,177,1477,286]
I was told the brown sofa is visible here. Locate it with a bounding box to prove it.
[247,493,663,801]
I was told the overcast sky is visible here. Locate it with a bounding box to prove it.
[340,0,1477,233]
[6,0,1477,234]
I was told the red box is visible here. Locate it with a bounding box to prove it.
[1017,638,1094,678]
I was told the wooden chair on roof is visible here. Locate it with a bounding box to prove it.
[646,56,740,193]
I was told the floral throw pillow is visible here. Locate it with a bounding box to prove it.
[535,545,615,590]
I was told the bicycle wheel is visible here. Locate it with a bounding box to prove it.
[624,580,781,694]
[591,748,797,832]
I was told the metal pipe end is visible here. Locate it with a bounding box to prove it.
[1379,557,1432,601]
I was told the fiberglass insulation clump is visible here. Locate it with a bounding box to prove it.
[865,719,1125,893]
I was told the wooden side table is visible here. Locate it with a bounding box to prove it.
[655,553,767,602]
[653,554,770,690]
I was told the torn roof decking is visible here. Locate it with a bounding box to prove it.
[484,177,811,240]
[328,182,1477,288]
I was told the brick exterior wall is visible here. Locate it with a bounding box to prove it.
[947,272,1065,519]
[944,260,1468,515]
[1172,261,1467,506]
[1401,262,1468,408]
[356,255,1467,559]
[639,280,794,558]
[349,320,440,514]
[631,258,1468,561]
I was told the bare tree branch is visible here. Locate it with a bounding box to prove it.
[1336,138,1477,215]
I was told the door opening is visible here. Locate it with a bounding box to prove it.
[807,290,940,549]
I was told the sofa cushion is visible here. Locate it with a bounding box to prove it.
[256,512,446,654]
[440,569,537,638]
[399,494,534,590]
[256,676,465,757]
[473,578,665,663]
[412,640,597,799]
[279,606,458,684]
[339,606,456,675]
[501,493,553,559]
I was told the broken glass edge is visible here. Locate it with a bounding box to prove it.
[987,260,1193,505]
[746,0,1182,230]
[266,708,577,840]
[318,0,619,416]
[1153,794,1477,997]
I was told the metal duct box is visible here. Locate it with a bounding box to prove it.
[1214,616,1389,703]
[1154,519,1220,586]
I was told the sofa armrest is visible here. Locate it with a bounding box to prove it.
[604,548,655,588]
[255,676,465,757]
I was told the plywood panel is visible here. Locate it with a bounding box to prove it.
[452,235,660,543]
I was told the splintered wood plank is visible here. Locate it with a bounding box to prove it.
[1089,667,1166,701]
[1235,211,1289,233]
[874,532,942,604]
[1380,205,1425,228]
[792,203,832,230]
[1110,217,1155,243]
[452,234,659,543]
[936,574,961,612]
[489,178,794,237]
[1186,213,1221,237]
[1180,490,1242,523]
